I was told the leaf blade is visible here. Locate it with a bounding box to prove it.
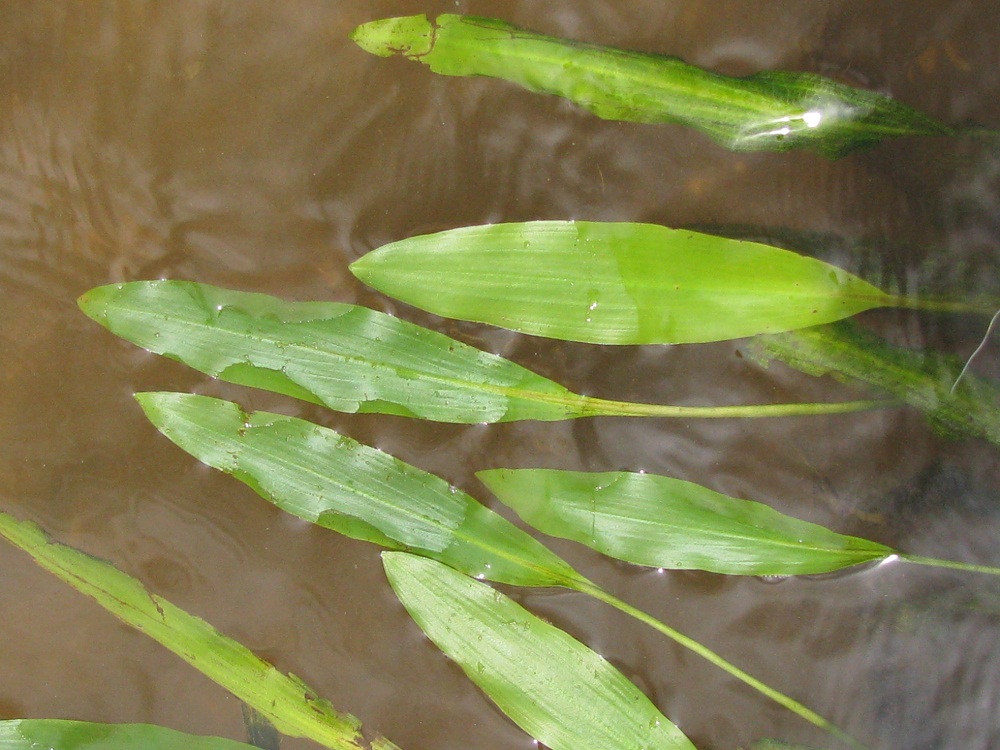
[351,221,897,345]
[0,720,257,750]
[352,14,952,157]
[0,513,399,750]
[135,391,584,588]
[383,552,697,750]
[478,468,894,575]
[78,280,588,423]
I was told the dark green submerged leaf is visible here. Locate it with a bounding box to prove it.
[134,392,584,588]
[478,468,893,575]
[0,720,256,750]
[749,320,1000,446]
[351,221,899,345]
[0,512,401,750]
[80,281,887,421]
[352,14,952,158]
[383,553,697,750]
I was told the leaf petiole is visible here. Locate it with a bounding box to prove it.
[899,554,1000,578]
[575,394,898,419]
[573,579,868,750]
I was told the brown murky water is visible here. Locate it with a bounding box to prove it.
[1,3,999,749]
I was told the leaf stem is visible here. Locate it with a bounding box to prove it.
[577,395,898,419]
[573,580,867,750]
[957,124,1000,143]
[889,296,1000,316]
[900,554,1000,577]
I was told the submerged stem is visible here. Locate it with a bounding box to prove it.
[900,554,1000,577]
[889,296,1000,316]
[576,395,898,419]
[573,580,867,750]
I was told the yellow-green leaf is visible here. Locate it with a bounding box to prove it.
[0,513,401,750]
[383,552,697,750]
[135,392,584,588]
[78,281,586,423]
[351,221,899,345]
[478,468,894,575]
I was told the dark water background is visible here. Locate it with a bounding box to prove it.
[1,2,999,749]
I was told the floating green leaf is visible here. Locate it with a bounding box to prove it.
[79,280,582,423]
[134,391,584,588]
[350,221,917,345]
[352,14,952,157]
[479,467,1000,579]
[0,720,257,750]
[80,281,885,422]
[0,512,401,750]
[478,468,893,576]
[383,552,697,750]
[749,320,1000,446]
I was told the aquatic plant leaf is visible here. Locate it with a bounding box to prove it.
[0,720,258,750]
[478,468,894,575]
[79,281,889,422]
[352,14,952,157]
[78,280,595,423]
[750,320,1000,446]
[134,392,584,588]
[0,513,401,750]
[351,221,898,345]
[383,552,697,750]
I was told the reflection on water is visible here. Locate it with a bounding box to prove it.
[0,2,997,749]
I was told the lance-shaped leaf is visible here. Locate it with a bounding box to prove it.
[383,552,697,750]
[79,281,891,422]
[749,320,1000,447]
[477,468,893,576]
[134,392,585,588]
[0,720,258,750]
[78,280,587,423]
[352,14,952,157]
[350,221,901,345]
[0,512,401,750]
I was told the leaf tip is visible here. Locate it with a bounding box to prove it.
[133,390,171,414]
[133,391,212,435]
[77,283,124,324]
[351,15,435,59]
[474,468,505,493]
[347,254,374,284]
